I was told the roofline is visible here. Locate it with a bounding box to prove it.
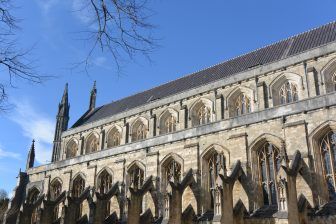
[62,40,336,137]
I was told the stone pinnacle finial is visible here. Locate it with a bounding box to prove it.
[89,81,97,111]
[26,139,35,170]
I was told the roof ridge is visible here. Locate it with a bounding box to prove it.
[102,21,336,107]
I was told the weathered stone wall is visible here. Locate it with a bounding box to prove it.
[3,42,336,224]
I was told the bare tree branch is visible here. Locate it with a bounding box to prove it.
[0,0,44,110]
[77,0,157,72]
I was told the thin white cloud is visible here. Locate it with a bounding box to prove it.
[72,0,94,25]
[9,100,55,164]
[35,0,60,14]
[0,147,21,160]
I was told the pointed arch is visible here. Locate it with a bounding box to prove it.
[249,134,283,207]
[158,108,178,134]
[160,153,184,189]
[96,167,114,194]
[50,178,63,201]
[309,120,336,202]
[226,86,254,117]
[27,186,40,204]
[269,72,301,106]
[85,131,100,154]
[201,144,229,212]
[71,172,86,198]
[65,138,78,159]
[321,57,336,93]
[106,125,122,148]
[127,160,146,190]
[131,116,149,142]
[189,97,213,127]
[249,133,284,153]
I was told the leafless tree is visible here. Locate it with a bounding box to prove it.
[0,189,7,201]
[0,0,43,110]
[78,0,156,70]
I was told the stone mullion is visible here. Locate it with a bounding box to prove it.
[328,141,336,189]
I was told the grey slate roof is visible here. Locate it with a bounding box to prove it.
[72,21,336,128]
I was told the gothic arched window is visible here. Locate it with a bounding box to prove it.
[191,99,212,127]
[72,175,85,220]
[164,115,177,134]
[28,188,40,224]
[320,131,336,200]
[50,179,62,200]
[137,124,147,140]
[279,81,298,105]
[98,170,113,194]
[50,180,62,221]
[129,165,144,190]
[197,105,211,125]
[86,133,99,154]
[107,128,121,148]
[132,119,148,142]
[235,93,251,116]
[72,176,85,198]
[208,152,225,209]
[165,160,181,184]
[258,143,281,206]
[28,188,40,204]
[66,139,78,159]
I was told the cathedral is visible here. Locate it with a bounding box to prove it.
[2,21,336,224]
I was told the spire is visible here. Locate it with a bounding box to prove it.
[26,140,35,170]
[51,83,70,162]
[61,83,68,104]
[89,81,97,111]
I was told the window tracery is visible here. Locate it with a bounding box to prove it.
[132,119,148,141]
[86,134,99,154]
[50,180,62,222]
[164,115,177,133]
[197,105,211,125]
[258,143,281,206]
[66,140,78,159]
[279,81,298,105]
[129,165,144,190]
[28,189,40,224]
[72,176,85,220]
[50,179,62,200]
[165,160,181,184]
[320,131,336,200]
[235,94,251,116]
[214,189,221,215]
[136,124,147,140]
[332,72,336,92]
[107,128,121,148]
[72,176,85,198]
[208,152,225,209]
[98,170,113,194]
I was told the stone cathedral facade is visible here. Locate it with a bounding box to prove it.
[2,22,336,224]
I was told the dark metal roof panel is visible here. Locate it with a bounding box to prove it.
[72,21,336,128]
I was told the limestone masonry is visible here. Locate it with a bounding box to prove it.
[2,21,336,224]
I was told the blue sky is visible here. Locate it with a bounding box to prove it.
[0,0,335,194]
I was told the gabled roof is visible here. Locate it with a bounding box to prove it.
[72,21,336,128]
